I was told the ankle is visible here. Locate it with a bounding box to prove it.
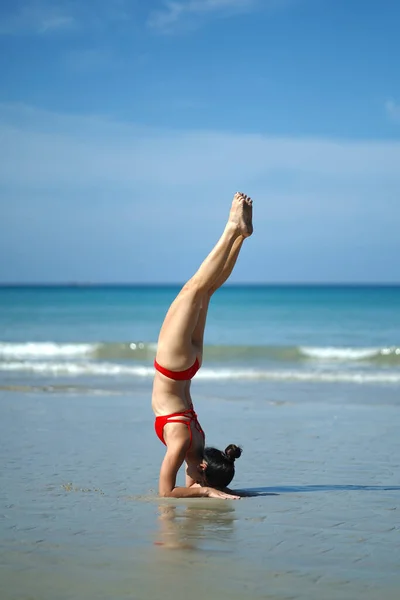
[225,221,242,238]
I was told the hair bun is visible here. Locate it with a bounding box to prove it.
[224,444,242,462]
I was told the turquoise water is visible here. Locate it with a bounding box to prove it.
[2,285,400,600]
[0,285,399,387]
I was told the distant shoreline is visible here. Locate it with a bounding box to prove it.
[0,282,399,289]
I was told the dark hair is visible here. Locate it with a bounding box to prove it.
[203,444,242,489]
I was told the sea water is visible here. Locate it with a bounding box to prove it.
[1,285,399,390]
[1,285,400,600]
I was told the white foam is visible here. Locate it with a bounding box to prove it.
[197,368,400,383]
[300,347,380,361]
[0,361,153,376]
[1,361,399,384]
[0,342,96,359]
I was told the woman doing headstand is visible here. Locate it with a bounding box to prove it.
[152,192,253,499]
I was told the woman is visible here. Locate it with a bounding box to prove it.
[152,192,253,499]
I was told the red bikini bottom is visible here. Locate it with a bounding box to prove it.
[155,407,205,448]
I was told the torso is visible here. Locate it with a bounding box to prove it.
[152,361,205,455]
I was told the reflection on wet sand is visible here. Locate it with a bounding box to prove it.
[154,503,236,551]
[144,503,241,600]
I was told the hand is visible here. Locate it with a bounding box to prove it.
[205,487,240,500]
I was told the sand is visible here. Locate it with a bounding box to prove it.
[0,381,399,600]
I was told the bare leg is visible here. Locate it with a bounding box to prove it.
[191,200,252,350]
[209,235,245,295]
[156,193,252,370]
[191,236,245,350]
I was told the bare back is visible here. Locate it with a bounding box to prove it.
[152,372,195,416]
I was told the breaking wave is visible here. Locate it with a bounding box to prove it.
[1,341,400,364]
[1,360,399,384]
[1,341,399,386]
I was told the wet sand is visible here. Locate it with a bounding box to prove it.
[1,383,399,600]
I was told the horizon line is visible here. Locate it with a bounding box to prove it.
[1,282,400,288]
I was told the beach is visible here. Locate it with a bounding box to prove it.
[1,285,400,599]
[1,384,399,600]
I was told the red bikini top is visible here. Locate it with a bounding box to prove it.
[154,357,200,381]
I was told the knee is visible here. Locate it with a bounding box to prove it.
[183,276,208,296]
[207,285,216,297]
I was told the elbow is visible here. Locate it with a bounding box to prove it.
[159,488,174,498]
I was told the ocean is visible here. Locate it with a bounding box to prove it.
[1,284,400,389]
[1,285,399,600]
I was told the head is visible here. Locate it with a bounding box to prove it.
[198,444,242,489]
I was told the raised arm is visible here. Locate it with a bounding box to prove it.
[159,442,207,498]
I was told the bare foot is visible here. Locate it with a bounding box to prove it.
[229,192,253,237]
[242,192,253,236]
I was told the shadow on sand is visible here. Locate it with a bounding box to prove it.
[236,484,400,497]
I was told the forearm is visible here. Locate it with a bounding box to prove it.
[161,486,240,499]
[161,486,209,498]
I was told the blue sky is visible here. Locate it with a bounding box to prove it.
[0,0,399,283]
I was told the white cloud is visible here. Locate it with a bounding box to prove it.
[38,15,75,33]
[1,103,400,283]
[148,0,264,32]
[1,103,400,192]
[385,99,400,123]
[0,0,131,36]
[0,2,76,35]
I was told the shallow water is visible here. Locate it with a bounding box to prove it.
[1,384,399,600]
